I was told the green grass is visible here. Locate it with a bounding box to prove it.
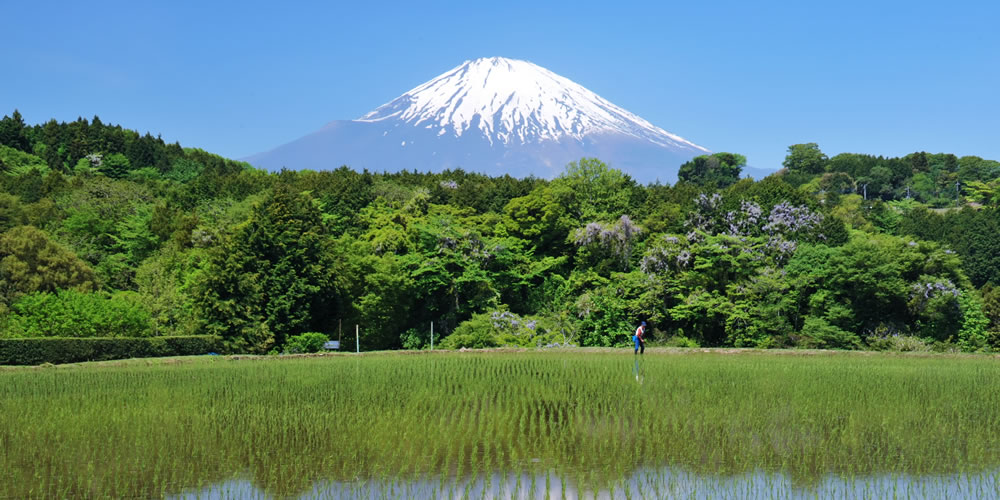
[1,350,999,498]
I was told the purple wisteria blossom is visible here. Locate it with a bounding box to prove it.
[491,311,520,330]
[438,236,458,250]
[766,237,798,261]
[437,232,491,261]
[644,196,824,276]
[573,215,643,269]
[639,235,693,274]
[575,222,605,246]
[676,249,692,267]
[723,201,762,237]
[914,280,960,299]
[741,201,762,224]
[617,215,640,243]
[697,193,722,211]
[762,202,824,235]
[909,279,961,314]
[686,193,722,231]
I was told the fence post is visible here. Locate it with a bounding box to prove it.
[430,321,434,350]
[355,324,359,353]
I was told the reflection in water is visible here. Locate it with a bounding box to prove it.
[632,357,644,385]
[169,467,1000,499]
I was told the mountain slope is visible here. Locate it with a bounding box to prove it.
[246,57,712,182]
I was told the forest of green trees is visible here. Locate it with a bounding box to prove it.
[2,109,1000,356]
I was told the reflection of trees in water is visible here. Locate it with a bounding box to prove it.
[171,468,1000,499]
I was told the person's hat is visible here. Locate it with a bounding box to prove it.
[641,321,647,326]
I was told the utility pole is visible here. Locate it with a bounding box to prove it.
[355,324,359,353]
[862,183,867,201]
[430,321,434,350]
[956,181,961,207]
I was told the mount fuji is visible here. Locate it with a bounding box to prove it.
[245,57,711,183]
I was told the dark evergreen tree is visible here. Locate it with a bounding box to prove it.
[0,110,30,151]
[126,132,156,169]
[195,187,339,353]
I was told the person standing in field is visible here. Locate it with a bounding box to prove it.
[634,321,646,355]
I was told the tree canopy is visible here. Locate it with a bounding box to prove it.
[678,152,745,188]
[0,112,998,353]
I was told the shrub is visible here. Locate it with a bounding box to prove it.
[573,286,637,347]
[401,328,428,350]
[439,315,500,349]
[441,310,563,349]
[797,316,862,349]
[0,226,96,303]
[0,336,221,365]
[866,334,931,352]
[662,335,700,348]
[4,290,151,338]
[284,332,329,354]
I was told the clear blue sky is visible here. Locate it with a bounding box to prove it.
[3,0,998,172]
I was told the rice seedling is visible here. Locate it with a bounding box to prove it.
[1,350,999,498]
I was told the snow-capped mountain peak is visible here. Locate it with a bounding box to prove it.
[357,57,708,152]
[246,57,720,182]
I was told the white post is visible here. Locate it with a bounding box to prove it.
[430,321,434,350]
[355,324,359,353]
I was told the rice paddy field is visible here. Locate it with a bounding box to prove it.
[2,349,1000,499]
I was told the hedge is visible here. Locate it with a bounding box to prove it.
[0,335,222,366]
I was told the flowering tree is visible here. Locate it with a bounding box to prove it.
[573,215,642,271]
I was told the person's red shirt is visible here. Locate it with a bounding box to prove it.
[635,325,644,339]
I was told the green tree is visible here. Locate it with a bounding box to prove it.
[100,153,130,179]
[958,156,1000,183]
[110,204,159,267]
[503,182,578,255]
[331,235,415,349]
[0,110,30,151]
[135,246,203,337]
[405,206,499,336]
[6,168,44,203]
[785,234,967,342]
[572,272,645,347]
[783,143,828,175]
[573,215,643,272]
[553,158,636,221]
[964,179,1000,208]
[194,187,338,353]
[678,152,745,188]
[0,225,96,306]
[0,193,26,232]
[957,291,989,352]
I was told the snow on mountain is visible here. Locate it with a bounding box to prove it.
[358,57,707,152]
[246,57,714,182]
